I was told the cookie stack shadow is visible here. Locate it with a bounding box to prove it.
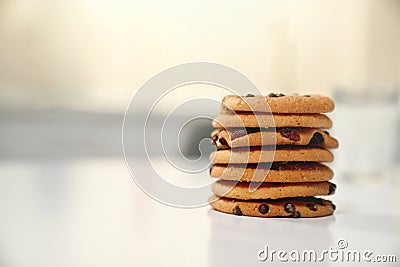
[209,93,338,218]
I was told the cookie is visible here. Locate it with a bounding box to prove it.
[210,147,334,164]
[211,128,339,149]
[212,113,332,129]
[212,180,336,200]
[209,196,335,218]
[210,162,334,182]
[222,94,335,113]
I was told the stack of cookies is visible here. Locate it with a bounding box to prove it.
[209,93,338,218]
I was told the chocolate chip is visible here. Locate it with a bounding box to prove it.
[290,132,300,141]
[280,128,290,138]
[270,164,279,171]
[306,203,317,211]
[329,183,337,195]
[212,134,218,143]
[219,137,228,146]
[304,94,311,97]
[267,93,285,97]
[293,211,301,218]
[229,128,247,140]
[279,128,300,141]
[332,203,336,210]
[258,204,269,214]
[233,206,242,216]
[309,132,324,145]
[246,93,255,97]
[323,130,330,136]
[284,203,295,213]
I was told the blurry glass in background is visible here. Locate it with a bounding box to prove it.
[333,85,399,182]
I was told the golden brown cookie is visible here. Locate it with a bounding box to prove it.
[212,180,336,200]
[211,128,339,149]
[222,94,335,113]
[209,196,335,218]
[210,163,334,182]
[212,113,332,129]
[210,147,334,164]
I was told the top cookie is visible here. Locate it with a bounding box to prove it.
[222,94,335,113]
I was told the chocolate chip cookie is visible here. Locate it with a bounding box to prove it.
[212,180,336,200]
[210,147,334,164]
[209,196,336,218]
[211,128,339,149]
[222,94,335,113]
[209,162,334,182]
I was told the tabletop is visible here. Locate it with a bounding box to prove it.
[0,157,399,267]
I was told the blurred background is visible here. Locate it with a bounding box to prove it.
[0,1,400,266]
[0,0,399,161]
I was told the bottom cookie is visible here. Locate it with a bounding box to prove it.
[209,196,335,218]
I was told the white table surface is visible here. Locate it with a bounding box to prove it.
[0,157,399,267]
